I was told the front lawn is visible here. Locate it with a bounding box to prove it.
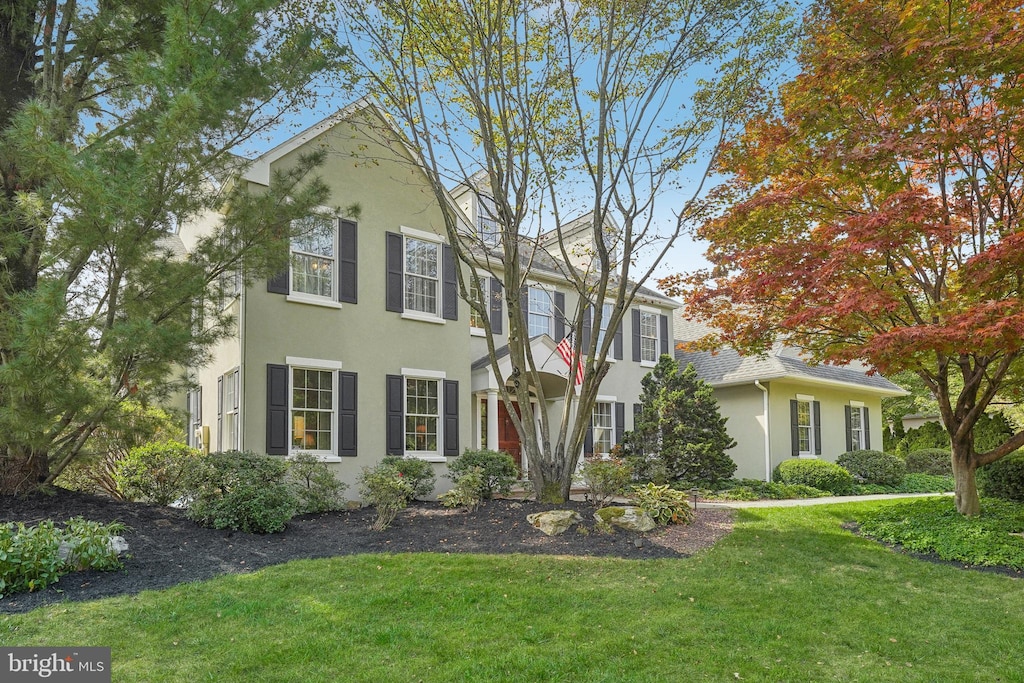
[3,501,1021,682]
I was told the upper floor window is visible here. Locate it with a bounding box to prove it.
[595,302,614,350]
[528,286,554,337]
[470,277,488,330]
[477,195,500,246]
[639,310,659,363]
[291,214,336,299]
[404,237,439,315]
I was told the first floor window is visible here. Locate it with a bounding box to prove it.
[405,237,439,314]
[291,214,336,299]
[847,404,870,451]
[406,378,439,453]
[791,396,820,457]
[528,286,553,337]
[797,400,812,454]
[221,369,239,451]
[291,368,334,452]
[187,387,202,449]
[592,402,613,456]
[639,310,658,363]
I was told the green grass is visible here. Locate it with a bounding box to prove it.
[3,500,1022,682]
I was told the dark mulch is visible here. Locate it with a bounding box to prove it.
[0,488,733,614]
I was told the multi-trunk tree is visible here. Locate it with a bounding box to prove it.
[0,0,348,494]
[662,0,1024,515]
[338,0,792,501]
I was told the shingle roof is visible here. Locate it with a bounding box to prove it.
[674,313,906,395]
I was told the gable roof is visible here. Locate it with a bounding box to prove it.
[674,313,907,396]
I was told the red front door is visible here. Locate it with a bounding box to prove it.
[497,400,523,472]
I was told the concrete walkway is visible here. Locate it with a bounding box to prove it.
[697,491,953,509]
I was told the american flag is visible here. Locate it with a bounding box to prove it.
[555,335,585,385]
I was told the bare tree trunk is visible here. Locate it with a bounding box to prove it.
[951,446,980,517]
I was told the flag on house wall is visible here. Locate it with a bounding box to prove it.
[555,335,585,385]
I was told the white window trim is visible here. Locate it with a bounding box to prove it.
[796,394,816,458]
[289,211,338,302]
[222,368,240,452]
[591,396,618,458]
[850,401,867,450]
[526,282,556,338]
[638,308,660,368]
[289,363,340,462]
[403,372,446,463]
[400,228,443,321]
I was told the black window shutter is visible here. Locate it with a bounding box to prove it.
[338,371,358,456]
[633,402,642,417]
[790,399,799,457]
[659,314,670,357]
[339,219,358,304]
[385,374,405,455]
[489,277,503,334]
[266,364,289,455]
[631,309,642,362]
[385,232,404,313]
[580,306,591,349]
[584,420,594,455]
[813,401,822,455]
[443,380,459,456]
[267,269,289,295]
[217,375,224,452]
[615,402,625,446]
[442,244,458,320]
[553,291,565,340]
[863,408,871,449]
[844,406,853,452]
[614,319,624,360]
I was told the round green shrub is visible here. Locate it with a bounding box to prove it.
[774,459,855,495]
[380,455,436,500]
[359,463,415,531]
[287,452,348,513]
[836,450,906,487]
[904,448,953,476]
[447,449,519,499]
[183,451,298,533]
[114,440,199,505]
[978,452,1024,502]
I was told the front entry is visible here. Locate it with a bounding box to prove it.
[497,400,523,472]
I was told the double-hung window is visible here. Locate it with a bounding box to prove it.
[639,310,659,363]
[290,214,336,300]
[528,286,553,337]
[220,369,239,451]
[291,368,335,454]
[791,395,821,457]
[405,378,440,454]
[847,402,870,451]
[476,194,501,246]
[469,277,488,331]
[595,302,614,351]
[405,237,439,315]
[592,402,614,456]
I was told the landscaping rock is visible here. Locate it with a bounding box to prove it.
[527,510,582,536]
[594,506,657,533]
[58,536,130,565]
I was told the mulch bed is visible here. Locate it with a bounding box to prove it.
[0,488,734,614]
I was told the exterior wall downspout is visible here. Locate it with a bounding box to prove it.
[755,380,770,481]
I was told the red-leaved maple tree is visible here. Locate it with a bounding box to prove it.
[660,0,1024,515]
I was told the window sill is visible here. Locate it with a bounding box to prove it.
[797,454,818,459]
[470,327,486,337]
[286,294,343,310]
[406,454,446,463]
[402,311,446,325]
[289,453,343,463]
[640,360,656,368]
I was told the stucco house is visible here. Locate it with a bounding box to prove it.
[176,99,679,495]
[674,315,908,480]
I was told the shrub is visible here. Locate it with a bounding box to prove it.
[447,450,518,498]
[622,453,669,485]
[904,449,953,476]
[0,519,126,598]
[578,457,632,508]
[359,464,415,531]
[715,479,830,500]
[114,440,199,505]
[380,455,436,500]
[774,459,855,495]
[836,450,906,487]
[897,473,954,493]
[184,451,298,533]
[439,466,485,511]
[979,452,1024,502]
[287,452,348,513]
[629,483,694,525]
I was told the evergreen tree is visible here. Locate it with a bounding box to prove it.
[0,0,348,493]
[624,355,737,486]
